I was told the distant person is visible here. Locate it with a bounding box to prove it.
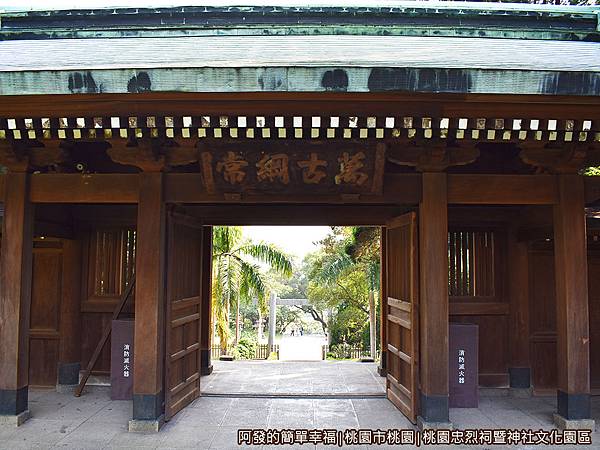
[291,328,295,336]
[300,327,303,336]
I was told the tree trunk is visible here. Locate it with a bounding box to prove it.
[235,296,240,345]
[258,309,263,342]
[220,302,230,355]
[369,290,376,359]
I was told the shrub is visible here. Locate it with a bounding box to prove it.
[232,336,258,360]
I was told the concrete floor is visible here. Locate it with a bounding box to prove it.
[203,360,386,396]
[1,390,599,449]
[1,361,600,449]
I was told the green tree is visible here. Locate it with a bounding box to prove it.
[276,305,303,334]
[345,227,381,359]
[212,226,292,354]
[306,227,380,356]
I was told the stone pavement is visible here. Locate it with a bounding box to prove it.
[1,361,600,449]
[1,390,600,449]
[203,361,386,396]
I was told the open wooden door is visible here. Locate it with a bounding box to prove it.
[385,211,419,423]
[164,212,204,420]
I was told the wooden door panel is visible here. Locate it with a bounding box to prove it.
[385,212,419,423]
[29,245,62,387]
[164,214,203,420]
[29,337,59,387]
[588,255,600,389]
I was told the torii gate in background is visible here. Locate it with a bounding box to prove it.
[267,294,310,348]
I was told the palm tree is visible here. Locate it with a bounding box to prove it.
[212,226,292,355]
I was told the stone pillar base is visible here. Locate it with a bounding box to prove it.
[132,391,164,432]
[378,351,387,377]
[417,416,453,431]
[128,416,164,433]
[200,349,212,376]
[0,410,30,426]
[0,387,28,418]
[419,392,449,426]
[557,390,591,421]
[58,362,81,386]
[553,414,595,430]
[508,367,531,389]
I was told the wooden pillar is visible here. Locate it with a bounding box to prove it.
[553,174,592,425]
[131,173,166,428]
[57,239,82,386]
[0,172,34,423]
[507,226,531,392]
[377,226,387,377]
[418,172,449,426]
[200,225,213,376]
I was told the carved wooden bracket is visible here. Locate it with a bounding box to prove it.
[519,142,600,174]
[107,139,166,172]
[387,140,479,172]
[165,139,200,167]
[107,139,200,172]
[28,140,70,169]
[0,140,30,172]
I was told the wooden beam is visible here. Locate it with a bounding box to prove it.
[16,171,595,207]
[0,173,34,418]
[132,173,166,424]
[447,175,557,205]
[30,174,139,203]
[1,92,600,118]
[200,226,213,376]
[449,302,509,316]
[553,174,592,421]
[418,172,449,425]
[183,204,406,225]
[23,172,414,206]
[164,173,421,205]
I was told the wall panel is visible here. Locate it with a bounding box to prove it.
[528,245,557,393]
[588,250,600,390]
[449,226,509,388]
[28,243,62,387]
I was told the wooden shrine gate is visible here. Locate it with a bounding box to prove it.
[164,212,205,420]
[385,212,420,423]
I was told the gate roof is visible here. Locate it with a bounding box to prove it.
[0,2,599,96]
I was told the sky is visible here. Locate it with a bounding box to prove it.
[242,226,330,260]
